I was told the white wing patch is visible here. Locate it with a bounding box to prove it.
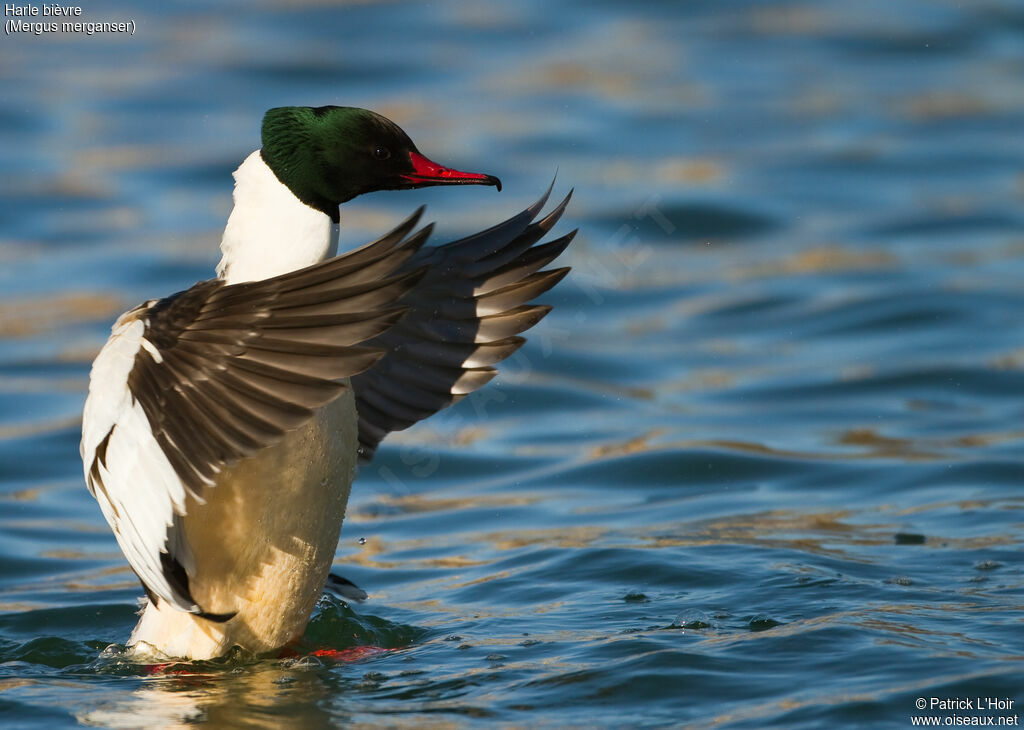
[79,212,429,616]
[81,311,196,612]
[81,312,144,470]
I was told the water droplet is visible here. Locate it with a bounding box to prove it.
[357,537,366,545]
[290,655,323,669]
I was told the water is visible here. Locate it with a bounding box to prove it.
[2,0,1024,727]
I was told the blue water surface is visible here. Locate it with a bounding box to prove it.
[2,1,1024,728]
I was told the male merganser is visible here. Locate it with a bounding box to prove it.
[80,106,574,660]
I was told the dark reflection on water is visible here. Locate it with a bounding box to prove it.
[3,0,1024,727]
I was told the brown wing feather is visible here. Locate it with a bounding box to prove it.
[127,208,428,500]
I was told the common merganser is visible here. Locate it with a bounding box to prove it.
[80,106,574,660]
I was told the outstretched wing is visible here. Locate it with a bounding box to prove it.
[81,211,429,616]
[352,185,575,460]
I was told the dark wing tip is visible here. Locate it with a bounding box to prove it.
[383,205,426,246]
[328,573,369,602]
[526,178,556,219]
[352,183,575,461]
[195,609,238,623]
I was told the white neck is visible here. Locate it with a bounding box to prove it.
[216,151,339,284]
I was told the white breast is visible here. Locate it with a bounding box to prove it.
[216,151,339,285]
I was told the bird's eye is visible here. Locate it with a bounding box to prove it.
[373,146,391,160]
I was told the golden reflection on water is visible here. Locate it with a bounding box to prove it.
[0,416,82,439]
[835,428,943,461]
[338,534,491,574]
[0,486,42,502]
[575,156,726,188]
[77,663,344,730]
[0,293,124,338]
[899,90,999,121]
[342,494,1022,590]
[515,422,1008,465]
[732,245,897,279]
[587,429,668,459]
[351,492,542,521]
[0,678,35,692]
